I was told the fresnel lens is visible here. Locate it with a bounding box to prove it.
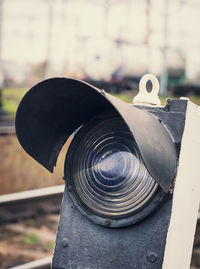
[65,113,159,225]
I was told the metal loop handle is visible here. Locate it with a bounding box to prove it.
[133,74,161,106]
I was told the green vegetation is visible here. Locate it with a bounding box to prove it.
[113,93,168,106]
[1,87,200,116]
[27,219,35,227]
[113,93,133,103]
[23,231,55,252]
[188,96,200,106]
[113,93,200,106]
[23,232,41,246]
[44,240,55,251]
[0,231,8,240]
[2,88,28,115]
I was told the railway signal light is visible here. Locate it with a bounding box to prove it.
[15,74,200,269]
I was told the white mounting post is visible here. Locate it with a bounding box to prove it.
[162,100,200,269]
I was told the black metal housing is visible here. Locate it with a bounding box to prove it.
[15,78,188,269]
[52,98,187,269]
[16,78,177,192]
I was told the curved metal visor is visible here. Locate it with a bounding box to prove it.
[15,78,177,192]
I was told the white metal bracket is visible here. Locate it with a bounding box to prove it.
[133,74,162,106]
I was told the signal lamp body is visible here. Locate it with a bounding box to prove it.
[15,76,200,269]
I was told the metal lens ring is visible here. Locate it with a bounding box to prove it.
[65,113,162,227]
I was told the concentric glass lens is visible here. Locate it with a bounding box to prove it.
[68,115,158,219]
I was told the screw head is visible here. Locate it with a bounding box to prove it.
[154,195,162,203]
[154,192,164,203]
[61,238,69,248]
[153,196,160,203]
[168,187,174,195]
[147,252,158,262]
[68,185,73,192]
[105,219,112,226]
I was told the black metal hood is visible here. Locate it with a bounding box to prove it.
[15,78,177,192]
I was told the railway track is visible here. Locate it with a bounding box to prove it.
[0,185,64,224]
[0,185,64,268]
[10,256,52,269]
[0,187,199,269]
[1,184,199,223]
[0,125,15,135]
[5,212,200,269]
[0,122,199,268]
[0,117,15,135]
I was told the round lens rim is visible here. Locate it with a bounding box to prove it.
[64,112,165,227]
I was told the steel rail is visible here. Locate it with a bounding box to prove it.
[0,185,64,206]
[0,185,64,224]
[7,213,200,269]
[0,116,15,135]
[0,125,15,135]
[10,256,52,269]
[1,187,199,269]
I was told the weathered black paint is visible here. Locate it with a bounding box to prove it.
[15,77,188,269]
[52,185,172,269]
[52,99,187,269]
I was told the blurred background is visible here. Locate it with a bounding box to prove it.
[0,0,200,268]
